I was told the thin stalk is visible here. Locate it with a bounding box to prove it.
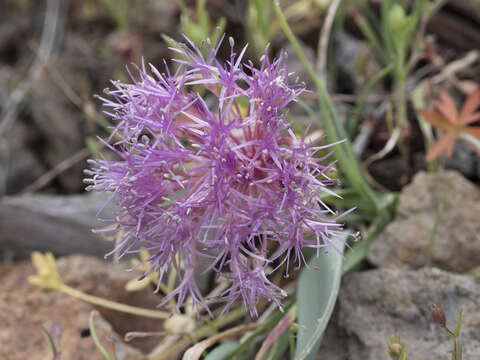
[59,284,170,320]
[453,340,462,360]
[348,63,394,136]
[425,184,450,266]
[40,326,59,359]
[396,75,408,132]
[90,311,115,360]
[273,0,380,212]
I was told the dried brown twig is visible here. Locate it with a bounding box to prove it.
[21,148,92,194]
[316,0,342,79]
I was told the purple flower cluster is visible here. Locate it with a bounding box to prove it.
[86,36,349,317]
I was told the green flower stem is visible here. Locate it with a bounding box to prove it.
[90,311,115,360]
[453,340,462,360]
[273,0,380,212]
[59,284,170,320]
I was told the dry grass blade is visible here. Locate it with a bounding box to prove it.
[316,0,342,78]
[182,323,259,360]
[254,312,291,360]
[20,148,91,194]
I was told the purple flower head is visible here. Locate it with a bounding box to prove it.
[86,35,350,317]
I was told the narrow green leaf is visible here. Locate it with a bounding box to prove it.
[454,309,463,338]
[294,237,345,360]
[400,342,407,360]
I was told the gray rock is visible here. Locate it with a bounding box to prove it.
[368,170,480,273]
[321,268,480,360]
[0,192,115,260]
[0,254,168,359]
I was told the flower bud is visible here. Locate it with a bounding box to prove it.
[430,301,447,327]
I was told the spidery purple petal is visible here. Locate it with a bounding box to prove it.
[86,36,351,317]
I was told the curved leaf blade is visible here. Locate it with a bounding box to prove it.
[294,237,345,360]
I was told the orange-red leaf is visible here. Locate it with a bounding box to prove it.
[460,89,480,124]
[436,91,459,125]
[421,88,480,161]
[426,132,457,161]
[419,109,454,131]
[460,112,480,126]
